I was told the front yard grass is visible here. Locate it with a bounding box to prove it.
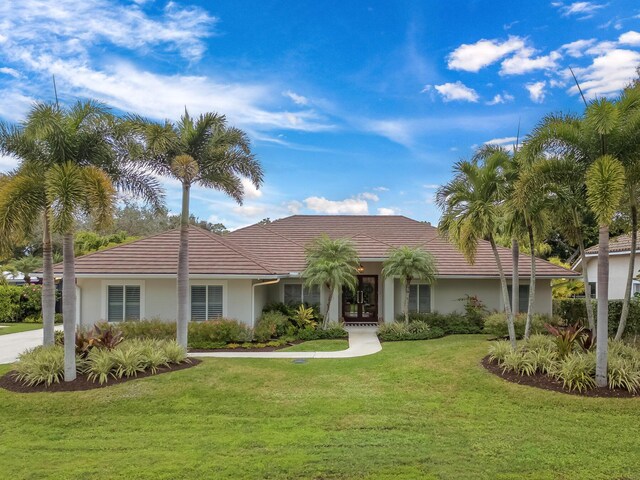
[281,339,348,352]
[0,323,43,336]
[1,335,639,479]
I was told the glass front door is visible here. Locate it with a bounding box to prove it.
[343,275,378,322]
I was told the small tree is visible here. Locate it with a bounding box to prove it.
[382,246,438,323]
[302,235,359,329]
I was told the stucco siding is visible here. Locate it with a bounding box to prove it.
[585,253,640,300]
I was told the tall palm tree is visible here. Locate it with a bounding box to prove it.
[586,155,625,387]
[382,246,438,323]
[436,151,518,347]
[131,111,262,348]
[302,235,359,328]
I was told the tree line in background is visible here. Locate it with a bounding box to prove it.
[0,101,261,381]
[437,77,640,388]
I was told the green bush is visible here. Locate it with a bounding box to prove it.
[553,352,596,392]
[119,319,175,340]
[501,350,538,376]
[0,285,23,322]
[403,311,483,334]
[378,322,445,341]
[13,345,66,386]
[85,348,116,384]
[296,322,348,340]
[484,312,561,338]
[553,298,640,336]
[607,356,640,393]
[487,341,514,364]
[188,319,253,348]
[254,311,290,342]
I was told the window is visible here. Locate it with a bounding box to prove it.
[107,285,140,322]
[283,283,320,306]
[408,284,431,313]
[507,285,530,313]
[191,285,223,321]
[588,282,597,298]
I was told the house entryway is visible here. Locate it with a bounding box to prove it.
[342,275,378,324]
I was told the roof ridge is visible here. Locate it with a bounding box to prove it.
[194,226,278,274]
[258,224,307,248]
[347,232,396,250]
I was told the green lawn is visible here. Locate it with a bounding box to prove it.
[0,323,42,335]
[1,335,639,479]
[281,339,348,351]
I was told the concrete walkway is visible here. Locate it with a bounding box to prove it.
[189,326,381,359]
[0,326,63,365]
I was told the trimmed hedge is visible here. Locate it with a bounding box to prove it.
[400,312,483,334]
[483,312,562,338]
[553,298,640,336]
[378,322,446,341]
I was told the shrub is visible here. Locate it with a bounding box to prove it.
[402,311,483,334]
[110,345,146,379]
[553,352,596,392]
[607,356,640,393]
[378,322,445,341]
[119,319,175,340]
[501,350,538,376]
[292,305,317,329]
[544,322,586,358]
[13,346,65,386]
[161,341,188,364]
[126,338,170,374]
[254,311,290,342]
[553,298,640,337]
[189,319,253,348]
[487,341,514,364]
[296,322,348,340]
[0,285,23,323]
[484,312,562,338]
[86,348,116,384]
[525,334,556,353]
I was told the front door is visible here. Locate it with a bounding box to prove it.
[343,275,378,322]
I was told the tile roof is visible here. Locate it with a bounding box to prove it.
[585,232,639,255]
[62,215,575,277]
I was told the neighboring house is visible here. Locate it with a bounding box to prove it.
[573,232,640,300]
[51,215,575,329]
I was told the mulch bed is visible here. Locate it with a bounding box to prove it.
[0,359,201,394]
[482,356,639,398]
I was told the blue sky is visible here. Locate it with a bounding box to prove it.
[0,0,639,229]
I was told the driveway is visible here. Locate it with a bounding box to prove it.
[0,326,63,365]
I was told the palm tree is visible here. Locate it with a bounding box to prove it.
[436,151,518,347]
[586,154,625,388]
[302,235,359,328]
[382,246,438,323]
[130,111,262,348]
[12,256,43,284]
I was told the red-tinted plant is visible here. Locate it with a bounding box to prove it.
[544,322,585,358]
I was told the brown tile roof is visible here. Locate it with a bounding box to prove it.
[585,232,638,255]
[63,215,576,277]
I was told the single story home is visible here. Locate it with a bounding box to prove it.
[57,215,575,329]
[573,232,640,300]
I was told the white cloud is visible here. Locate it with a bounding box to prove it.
[0,67,20,78]
[283,90,310,106]
[486,93,515,105]
[585,41,618,55]
[359,192,379,202]
[447,36,525,72]
[618,31,640,46]
[432,81,479,102]
[423,184,440,189]
[526,81,547,103]
[377,208,397,215]
[373,186,389,192]
[304,196,369,214]
[568,49,640,97]
[485,137,518,151]
[286,200,303,214]
[0,89,35,123]
[0,153,19,171]
[553,2,607,19]
[0,0,216,62]
[561,39,596,57]
[232,205,268,217]
[500,49,561,75]
[241,177,262,199]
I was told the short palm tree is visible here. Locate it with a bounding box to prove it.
[12,256,43,284]
[436,150,518,347]
[586,154,625,388]
[131,111,262,347]
[302,235,359,328]
[382,246,438,323]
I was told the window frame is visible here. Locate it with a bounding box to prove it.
[189,280,227,321]
[282,281,321,306]
[407,282,433,314]
[101,280,145,323]
[506,284,531,312]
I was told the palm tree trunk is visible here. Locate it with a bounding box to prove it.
[62,232,76,382]
[176,182,190,348]
[323,284,333,329]
[595,225,609,388]
[404,279,411,324]
[616,201,637,340]
[512,238,519,315]
[524,224,536,340]
[489,234,516,348]
[42,210,56,346]
[577,234,595,331]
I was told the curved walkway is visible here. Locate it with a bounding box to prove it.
[189,326,381,359]
[0,326,63,365]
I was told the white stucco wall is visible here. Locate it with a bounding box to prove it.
[584,253,640,300]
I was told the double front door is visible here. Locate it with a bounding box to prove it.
[343,275,378,322]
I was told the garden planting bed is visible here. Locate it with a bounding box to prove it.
[188,341,304,353]
[0,359,201,393]
[482,356,639,398]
